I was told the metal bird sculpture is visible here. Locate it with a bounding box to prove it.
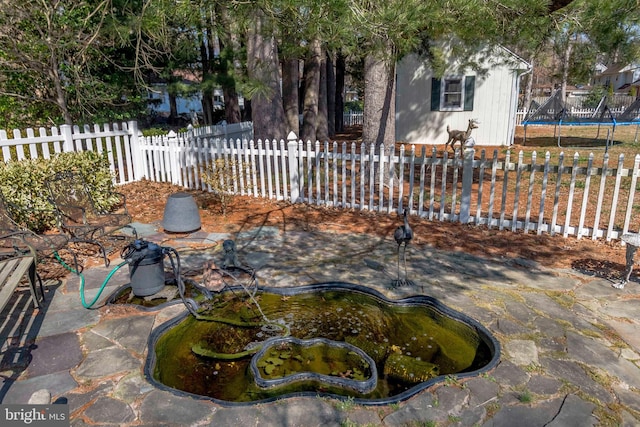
[393,209,413,287]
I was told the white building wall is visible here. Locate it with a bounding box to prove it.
[396,49,528,147]
[148,84,227,116]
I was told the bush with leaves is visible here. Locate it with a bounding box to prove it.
[0,151,119,232]
[583,85,609,108]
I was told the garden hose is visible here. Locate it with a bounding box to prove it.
[54,252,126,309]
[163,246,210,318]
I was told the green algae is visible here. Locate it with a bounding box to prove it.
[153,289,490,402]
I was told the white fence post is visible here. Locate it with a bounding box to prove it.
[167,130,181,186]
[459,147,475,224]
[128,120,143,181]
[287,131,300,203]
[60,124,74,152]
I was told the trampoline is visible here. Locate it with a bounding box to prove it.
[522,89,640,149]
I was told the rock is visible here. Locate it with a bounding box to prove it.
[28,389,51,404]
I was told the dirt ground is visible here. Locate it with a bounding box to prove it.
[43,124,634,282]
[117,179,631,283]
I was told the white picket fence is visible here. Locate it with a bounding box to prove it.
[343,111,363,126]
[1,120,639,241]
[140,131,640,241]
[0,121,253,185]
[0,121,140,184]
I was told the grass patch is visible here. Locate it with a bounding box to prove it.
[447,414,462,423]
[406,421,436,427]
[523,363,545,374]
[584,365,617,390]
[341,421,379,427]
[592,323,629,348]
[479,372,497,382]
[485,401,501,418]
[581,328,603,339]
[517,388,533,403]
[335,396,356,411]
[543,290,576,309]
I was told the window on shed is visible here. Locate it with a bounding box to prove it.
[431,76,475,111]
[442,77,463,109]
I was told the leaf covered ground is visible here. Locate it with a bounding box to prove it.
[116,179,632,284]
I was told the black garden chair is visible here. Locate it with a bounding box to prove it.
[0,191,79,295]
[45,171,137,267]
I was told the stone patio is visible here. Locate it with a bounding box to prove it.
[1,222,639,426]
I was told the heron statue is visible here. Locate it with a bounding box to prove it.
[392,209,413,287]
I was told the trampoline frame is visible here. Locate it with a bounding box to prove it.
[522,91,640,150]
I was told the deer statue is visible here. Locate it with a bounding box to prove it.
[445,119,479,152]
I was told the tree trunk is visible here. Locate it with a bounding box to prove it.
[524,56,534,112]
[169,91,178,121]
[363,46,397,191]
[335,52,345,133]
[50,50,72,124]
[246,10,286,141]
[363,50,396,150]
[560,36,573,105]
[316,48,328,142]
[223,88,241,123]
[301,39,322,142]
[242,100,252,121]
[201,94,213,125]
[326,52,336,137]
[282,58,300,135]
[200,36,214,125]
[217,5,243,124]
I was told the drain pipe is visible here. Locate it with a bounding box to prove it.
[508,64,532,146]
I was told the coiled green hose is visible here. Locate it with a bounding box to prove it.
[55,252,126,309]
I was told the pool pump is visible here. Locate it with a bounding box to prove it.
[122,240,166,297]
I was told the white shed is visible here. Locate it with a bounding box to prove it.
[395,45,531,147]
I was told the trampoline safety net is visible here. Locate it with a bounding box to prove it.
[522,90,616,125]
[521,90,640,148]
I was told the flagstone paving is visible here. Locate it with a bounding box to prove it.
[1,224,640,426]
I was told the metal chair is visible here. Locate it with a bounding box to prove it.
[45,171,137,267]
[0,191,79,270]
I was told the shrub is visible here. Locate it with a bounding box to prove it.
[582,86,608,108]
[0,150,118,231]
[344,100,363,112]
[142,127,169,137]
[200,158,237,215]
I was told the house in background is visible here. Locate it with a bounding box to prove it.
[591,62,640,94]
[395,45,531,147]
[147,70,229,124]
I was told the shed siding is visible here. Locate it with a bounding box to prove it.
[396,50,527,147]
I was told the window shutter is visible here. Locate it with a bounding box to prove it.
[464,76,475,111]
[431,78,441,111]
